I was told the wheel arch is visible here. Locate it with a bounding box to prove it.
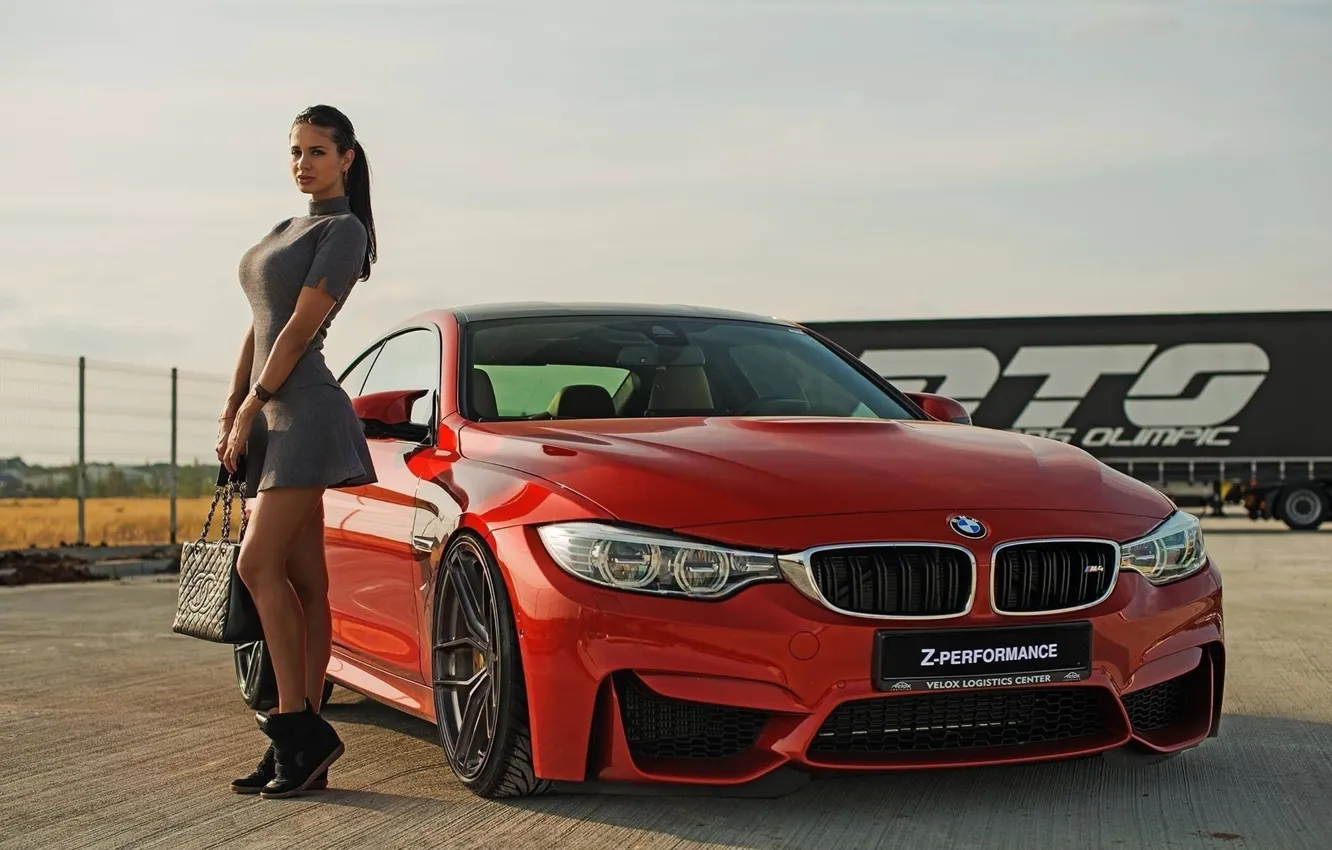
[411,460,614,785]
[424,518,555,796]
[412,454,612,648]
[422,518,519,640]
[427,520,536,716]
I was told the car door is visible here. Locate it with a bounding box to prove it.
[325,327,441,683]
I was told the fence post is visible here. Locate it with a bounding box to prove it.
[77,356,86,545]
[170,367,178,544]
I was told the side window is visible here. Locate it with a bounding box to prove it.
[358,329,441,426]
[338,343,382,398]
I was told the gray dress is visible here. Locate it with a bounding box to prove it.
[236,195,377,498]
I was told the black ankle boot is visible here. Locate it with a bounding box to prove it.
[230,742,277,794]
[234,707,331,795]
[230,742,328,794]
[258,701,344,799]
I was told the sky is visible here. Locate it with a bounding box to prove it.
[0,0,1330,465]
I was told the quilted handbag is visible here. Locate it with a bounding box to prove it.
[171,468,264,644]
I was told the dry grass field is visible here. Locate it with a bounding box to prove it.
[0,497,241,548]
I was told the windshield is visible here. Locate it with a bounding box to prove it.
[462,315,918,421]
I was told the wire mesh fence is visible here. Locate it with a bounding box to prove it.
[0,349,232,549]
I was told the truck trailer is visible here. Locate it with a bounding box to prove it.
[806,310,1332,531]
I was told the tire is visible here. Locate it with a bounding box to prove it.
[431,532,552,798]
[234,640,335,712]
[1278,483,1329,531]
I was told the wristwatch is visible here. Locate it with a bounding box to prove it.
[252,382,274,403]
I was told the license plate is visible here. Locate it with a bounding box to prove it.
[873,621,1092,692]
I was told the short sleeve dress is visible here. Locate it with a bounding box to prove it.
[236,194,378,498]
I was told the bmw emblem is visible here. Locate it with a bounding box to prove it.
[949,515,987,540]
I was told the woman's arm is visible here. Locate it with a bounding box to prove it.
[216,324,255,462]
[221,324,256,421]
[221,288,341,473]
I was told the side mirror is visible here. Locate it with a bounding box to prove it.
[353,389,432,443]
[906,391,973,425]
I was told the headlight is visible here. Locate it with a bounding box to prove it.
[536,521,782,599]
[1120,510,1209,585]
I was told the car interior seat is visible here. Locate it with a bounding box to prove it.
[470,367,498,419]
[613,372,642,411]
[647,365,713,412]
[547,384,618,418]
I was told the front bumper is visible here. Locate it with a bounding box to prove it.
[491,519,1224,786]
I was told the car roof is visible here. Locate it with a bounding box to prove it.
[447,301,796,326]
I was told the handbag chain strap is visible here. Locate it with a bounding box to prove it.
[195,478,251,545]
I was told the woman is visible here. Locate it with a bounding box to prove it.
[214,104,379,799]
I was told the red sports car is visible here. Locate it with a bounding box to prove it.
[233,302,1224,798]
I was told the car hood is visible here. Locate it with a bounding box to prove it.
[457,417,1174,530]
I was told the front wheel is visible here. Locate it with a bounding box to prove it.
[234,640,334,712]
[431,532,551,798]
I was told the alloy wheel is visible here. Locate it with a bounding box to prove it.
[234,640,275,711]
[234,639,334,711]
[432,537,503,781]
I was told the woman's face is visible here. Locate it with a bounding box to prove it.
[290,123,353,199]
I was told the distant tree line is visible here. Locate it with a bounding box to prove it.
[3,462,220,500]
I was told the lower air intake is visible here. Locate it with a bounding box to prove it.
[810,687,1111,756]
[615,673,769,761]
[1123,671,1192,733]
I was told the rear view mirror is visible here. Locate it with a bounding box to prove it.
[906,391,972,425]
[616,344,706,368]
[353,389,432,442]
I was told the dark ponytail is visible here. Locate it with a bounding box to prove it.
[293,104,377,281]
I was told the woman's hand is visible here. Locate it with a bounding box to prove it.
[215,412,236,463]
[222,410,254,475]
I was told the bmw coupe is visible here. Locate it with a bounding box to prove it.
[233,302,1224,798]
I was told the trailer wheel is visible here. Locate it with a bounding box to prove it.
[1278,483,1329,531]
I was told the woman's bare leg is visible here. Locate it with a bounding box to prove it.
[285,499,332,713]
[236,485,326,715]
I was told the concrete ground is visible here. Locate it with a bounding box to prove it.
[1,519,1329,850]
